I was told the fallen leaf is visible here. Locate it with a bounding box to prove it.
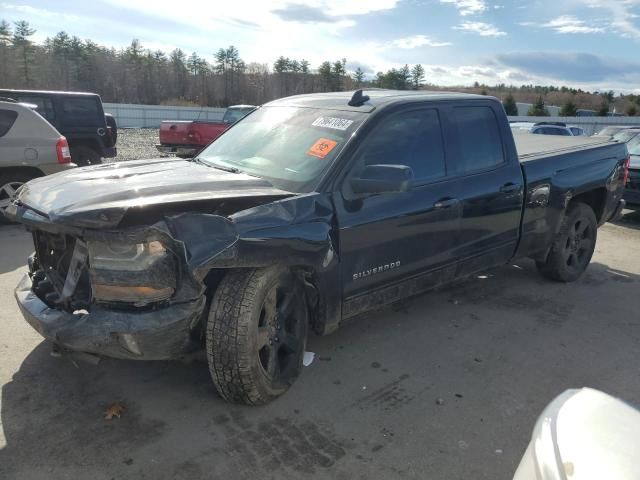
[104,402,125,420]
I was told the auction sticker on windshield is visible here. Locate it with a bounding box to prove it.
[307,138,338,159]
[312,117,354,131]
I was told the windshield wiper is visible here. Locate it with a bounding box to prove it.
[190,157,240,173]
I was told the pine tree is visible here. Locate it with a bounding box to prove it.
[0,20,12,85]
[559,98,577,117]
[410,64,425,90]
[399,64,411,89]
[597,99,609,116]
[502,93,518,116]
[353,67,365,87]
[527,96,550,116]
[12,20,36,86]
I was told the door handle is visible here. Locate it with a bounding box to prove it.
[433,198,459,209]
[499,183,521,194]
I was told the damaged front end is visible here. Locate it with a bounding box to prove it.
[16,220,208,360]
[11,189,340,361]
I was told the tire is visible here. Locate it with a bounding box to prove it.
[207,267,308,405]
[536,202,597,282]
[0,172,36,224]
[70,145,102,167]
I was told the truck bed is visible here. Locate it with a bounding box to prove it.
[514,131,616,162]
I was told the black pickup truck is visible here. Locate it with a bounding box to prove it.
[7,90,629,405]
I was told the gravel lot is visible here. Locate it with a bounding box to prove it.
[112,128,166,162]
[1,210,640,479]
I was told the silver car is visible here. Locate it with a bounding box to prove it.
[0,100,76,217]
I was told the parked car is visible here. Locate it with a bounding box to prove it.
[156,105,256,158]
[0,89,117,166]
[624,135,640,209]
[594,125,635,138]
[509,121,535,132]
[515,388,640,480]
[530,122,583,136]
[612,128,640,143]
[6,90,628,405]
[0,100,75,219]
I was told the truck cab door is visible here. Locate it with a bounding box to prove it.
[445,104,524,275]
[333,106,461,318]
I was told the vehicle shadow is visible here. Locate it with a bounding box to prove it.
[2,259,640,480]
[0,224,33,274]
[613,208,640,231]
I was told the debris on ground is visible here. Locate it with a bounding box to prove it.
[104,402,126,420]
[303,351,315,366]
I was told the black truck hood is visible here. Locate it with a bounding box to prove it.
[13,158,294,228]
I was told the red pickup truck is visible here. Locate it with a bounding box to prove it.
[156,105,255,158]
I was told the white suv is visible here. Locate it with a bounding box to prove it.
[0,100,76,218]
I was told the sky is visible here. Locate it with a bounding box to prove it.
[2,0,640,92]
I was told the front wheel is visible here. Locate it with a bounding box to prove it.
[0,172,36,223]
[536,202,597,282]
[206,267,308,405]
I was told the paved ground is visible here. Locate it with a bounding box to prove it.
[1,211,640,480]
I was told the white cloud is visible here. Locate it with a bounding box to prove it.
[439,0,487,16]
[585,0,640,39]
[540,15,604,34]
[453,21,506,36]
[389,34,452,48]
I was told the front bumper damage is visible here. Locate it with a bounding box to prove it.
[15,273,206,360]
[9,192,340,360]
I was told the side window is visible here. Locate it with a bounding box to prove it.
[17,96,55,123]
[351,108,446,183]
[452,106,504,173]
[560,129,571,136]
[0,109,18,137]
[62,97,101,126]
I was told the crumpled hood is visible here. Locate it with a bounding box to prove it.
[13,158,294,228]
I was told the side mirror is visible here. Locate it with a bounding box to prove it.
[350,164,413,195]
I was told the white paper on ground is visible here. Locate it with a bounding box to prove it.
[303,351,315,366]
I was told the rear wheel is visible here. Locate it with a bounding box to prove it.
[206,267,308,405]
[0,172,36,223]
[536,202,597,282]
[70,145,102,166]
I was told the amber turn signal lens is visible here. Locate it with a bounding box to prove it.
[93,284,174,304]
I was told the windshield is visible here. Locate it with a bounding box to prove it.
[597,126,625,136]
[223,107,254,124]
[197,106,366,192]
[628,135,640,156]
[613,130,639,143]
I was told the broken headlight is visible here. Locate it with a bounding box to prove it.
[87,238,176,305]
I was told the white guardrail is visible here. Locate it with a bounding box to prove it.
[103,103,226,128]
[103,103,640,134]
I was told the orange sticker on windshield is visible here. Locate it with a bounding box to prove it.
[307,138,338,159]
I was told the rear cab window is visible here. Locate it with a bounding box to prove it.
[451,106,505,174]
[0,109,18,137]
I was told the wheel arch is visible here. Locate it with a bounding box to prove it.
[569,188,606,223]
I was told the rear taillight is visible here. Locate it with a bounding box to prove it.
[56,136,72,164]
[623,155,630,185]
